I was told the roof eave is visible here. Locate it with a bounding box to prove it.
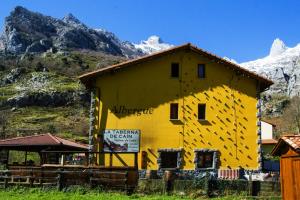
[78,43,274,90]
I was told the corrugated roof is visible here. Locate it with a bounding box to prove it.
[79,43,273,91]
[0,133,88,150]
[271,134,300,156]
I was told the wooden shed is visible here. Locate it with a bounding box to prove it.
[272,135,300,200]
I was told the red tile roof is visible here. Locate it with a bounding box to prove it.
[271,134,300,156]
[0,133,88,150]
[281,135,300,151]
[79,43,273,91]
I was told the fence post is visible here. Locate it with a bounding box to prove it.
[205,171,213,197]
[57,169,64,191]
[125,171,129,195]
[4,171,8,189]
[89,169,94,189]
[40,167,44,186]
[248,172,253,196]
[29,169,33,187]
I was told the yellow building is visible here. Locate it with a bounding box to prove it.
[79,43,273,173]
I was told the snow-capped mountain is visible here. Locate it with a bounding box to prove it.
[134,35,173,54]
[223,56,238,64]
[0,6,172,58]
[241,38,300,96]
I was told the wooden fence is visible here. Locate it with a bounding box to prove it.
[0,166,138,192]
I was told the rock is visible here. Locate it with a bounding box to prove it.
[6,90,88,107]
[6,91,80,107]
[0,6,145,58]
[25,41,48,53]
[241,38,300,97]
[0,68,25,86]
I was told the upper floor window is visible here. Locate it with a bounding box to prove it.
[198,64,205,78]
[171,63,179,78]
[198,104,206,120]
[170,103,179,120]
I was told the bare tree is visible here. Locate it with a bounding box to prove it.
[282,96,300,134]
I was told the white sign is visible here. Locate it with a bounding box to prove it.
[103,129,140,153]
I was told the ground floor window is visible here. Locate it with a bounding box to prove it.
[194,149,218,170]
[157,148,182,169]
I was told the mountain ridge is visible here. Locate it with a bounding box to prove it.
[241,38,300,96]
[0,6,172,58]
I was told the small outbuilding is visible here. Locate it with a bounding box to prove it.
[271,134,300,200]
[0,133,88,167]
[261,120,277,154]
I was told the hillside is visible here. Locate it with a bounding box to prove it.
[0,6,174,142]
[0,50,125,142]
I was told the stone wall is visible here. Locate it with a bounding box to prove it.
[136,178,281,198]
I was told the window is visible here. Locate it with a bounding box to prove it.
[170,103,179,120]
[198,104,206,120]
[171,63,179,77]
[160,152,178,168]
[157,148,183,169]
[198,64,205,78]
[197,152,213,168]
[194,149,218,169]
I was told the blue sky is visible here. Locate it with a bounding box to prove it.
[1,0,300,62]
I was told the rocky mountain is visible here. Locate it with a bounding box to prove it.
[133,35,173,54]
[0,6,175,140]
[0,6,172,58]
[241,38,300,97]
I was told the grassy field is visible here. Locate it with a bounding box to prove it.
[0,187,279,200]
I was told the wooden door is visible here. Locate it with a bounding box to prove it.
[292,158,300,200]
[281,157,300,200]
[281,157,293,200]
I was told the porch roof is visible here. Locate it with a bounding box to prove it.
[0,133,88,152]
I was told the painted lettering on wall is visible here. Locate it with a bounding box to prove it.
[110,105,153,116]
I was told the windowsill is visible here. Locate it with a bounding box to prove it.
[170,119,180,121]
[160,167,178,171]
[195,167,215,171]
[198,119,207,122]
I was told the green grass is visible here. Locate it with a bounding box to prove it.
[5,105,89,142]
[0,187,280,200]
[0,188,189,200]
[0,50,125,141]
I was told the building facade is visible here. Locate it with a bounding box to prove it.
[261,120,277,155]
[80,44,273,172]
